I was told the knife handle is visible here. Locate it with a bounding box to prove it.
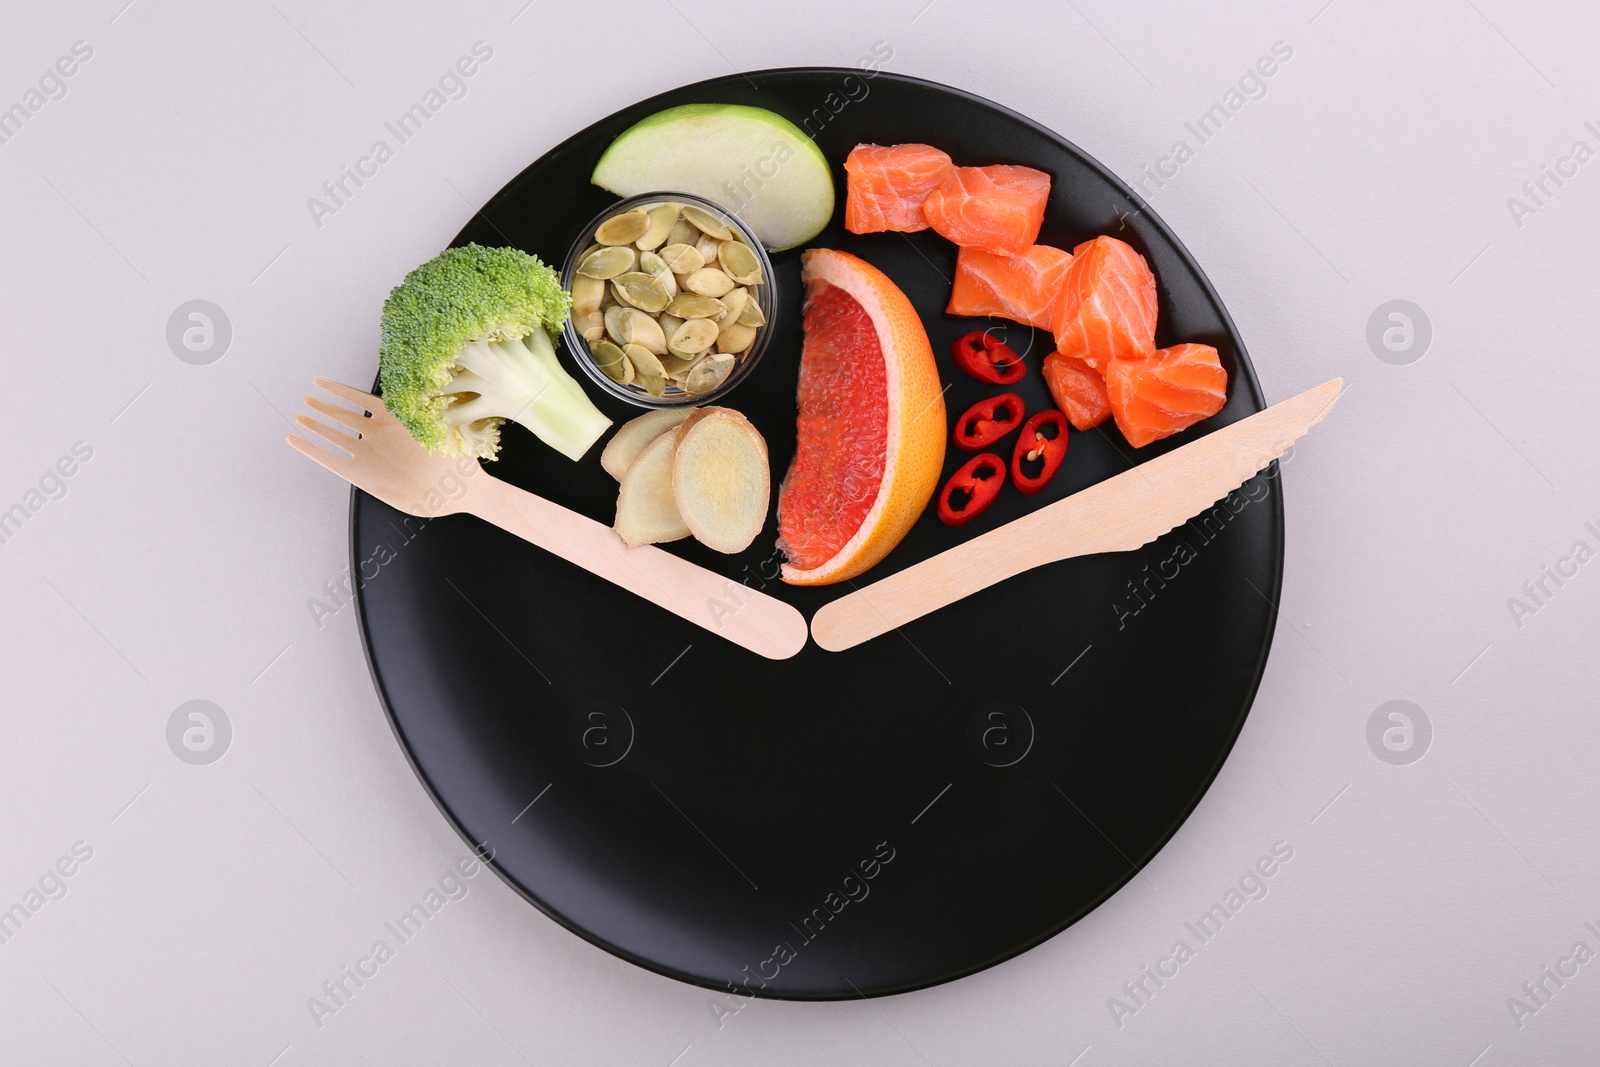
[809,518,1054,651]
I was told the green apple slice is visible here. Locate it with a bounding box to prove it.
[592,104,834,252]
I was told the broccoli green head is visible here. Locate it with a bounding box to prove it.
[379,244,611,462]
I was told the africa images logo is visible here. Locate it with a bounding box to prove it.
[1505,522,1600,629]
[1111,469,1279,629]
[305,42,494,229]
[1107,842,1294,1028]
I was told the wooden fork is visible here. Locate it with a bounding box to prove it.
[286,378,808,660]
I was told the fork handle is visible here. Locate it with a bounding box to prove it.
[466,477,808,660]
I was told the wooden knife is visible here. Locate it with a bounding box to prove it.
[809,377,1343,652]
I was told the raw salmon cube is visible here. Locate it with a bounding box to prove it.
[1105,343,1227,447]
[947,244,1074,330]
[1042,352,1112,431]
[1051,236,1158,370]
[923,164,1051,256]
[843,143,955,234]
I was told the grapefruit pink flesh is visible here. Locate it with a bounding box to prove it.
[778,283,888,571]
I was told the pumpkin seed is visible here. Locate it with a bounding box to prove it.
[681,204,734,240]
[668,318,719,356]
[577,245,635,279]
[603,306,630,346]
[595,209,649,246]
[571,274,606,315]
[684,267,735,298]
[666,293,727,319]
[625,308,667,354]
[657,313,685,342]
[666,217,699,247]
[571,309,604,340]
[717,286,748,323]
[717,321,757,354]
[638,373,666,397]
[694,232,724,263]
[604,305,666,351]
[640,251,676,300]
[636,203,680,250]
[718,240,763,285]
[611,272,670,314]
[684,353,735,394]
[660,353,699,380]
[623,343,665,379]
[591,339,632,384]
[658,243,704,274]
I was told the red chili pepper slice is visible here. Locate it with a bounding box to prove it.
[1011,410,1068,494]
[937,452,1006,526]
[953,392,1025,451]
[951,331,1025,385]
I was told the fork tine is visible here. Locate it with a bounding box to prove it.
[285,433,356,478]
[305,395,369,432]
[313,377,379,410]
[295,413,358,455]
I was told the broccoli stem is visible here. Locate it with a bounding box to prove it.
[450,329,611,462]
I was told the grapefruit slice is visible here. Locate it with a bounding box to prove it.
[778,249,946,586]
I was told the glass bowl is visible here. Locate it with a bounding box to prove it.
[560,191,776,409]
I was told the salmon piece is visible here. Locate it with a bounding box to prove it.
[1105,343,1227,447]
[946,244,1074,330]
[923,165,1051,256]
[844,144,955,233]
[1051,236,1158,370]
[1042,352,1111,431]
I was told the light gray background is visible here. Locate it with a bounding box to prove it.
[3,0,1595,1063]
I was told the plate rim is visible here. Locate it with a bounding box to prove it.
[350,65,1285,1000]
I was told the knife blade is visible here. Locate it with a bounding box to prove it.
[809,377,1342,652]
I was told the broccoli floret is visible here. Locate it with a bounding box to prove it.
[379,244,612,462]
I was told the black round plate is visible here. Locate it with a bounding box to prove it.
[353,68,1282,1000]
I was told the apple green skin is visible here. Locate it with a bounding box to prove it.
[592,104,835,252]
